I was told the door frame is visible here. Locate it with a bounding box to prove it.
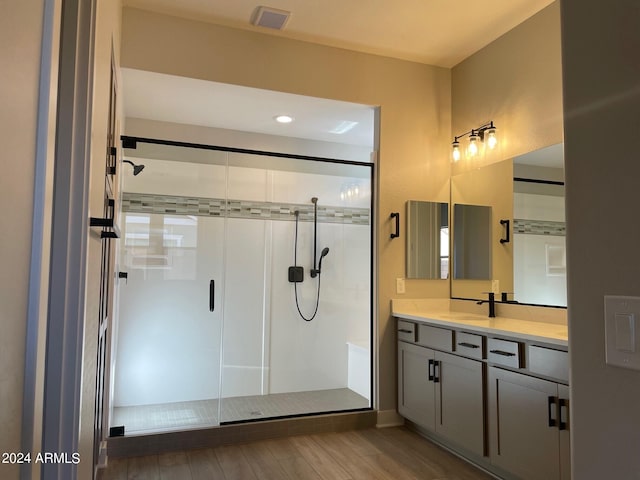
[22,0,98,478]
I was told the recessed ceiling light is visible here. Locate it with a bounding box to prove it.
[274,115,294,124]
[330,120,358,134]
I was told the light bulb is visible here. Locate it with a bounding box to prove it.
[468,134,479,157]
[486,128,497,149]
[452,141,461,162]
[274,115,294,124]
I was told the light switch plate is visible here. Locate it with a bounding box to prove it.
[605,295,640,370]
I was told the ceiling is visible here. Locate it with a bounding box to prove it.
[122,0,555,148]
[122,68,376,147]
[514,143,564,169]
[123,0,554,68]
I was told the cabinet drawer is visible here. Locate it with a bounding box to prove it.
[488,338,523,368]
[455,331,485,359]
[397,320,416,343]
[417,324,453,352]
[528,345,569,383]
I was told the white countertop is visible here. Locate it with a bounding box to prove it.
[392,299,568,347]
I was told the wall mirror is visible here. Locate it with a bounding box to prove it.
[453,204,492,280]
[406,200,449,279]
[450,143,566,307]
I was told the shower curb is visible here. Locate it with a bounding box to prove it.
[106,410,376,458]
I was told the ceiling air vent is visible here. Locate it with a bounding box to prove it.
[251,6,291,30]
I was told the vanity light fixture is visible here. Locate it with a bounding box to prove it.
[451,121,498,161]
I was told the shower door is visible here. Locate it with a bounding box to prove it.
[112,144,228,433]
[111,140,373,433]
[218,151,372,423]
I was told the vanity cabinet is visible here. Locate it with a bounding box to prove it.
[398,332,485,457]
[489,366,570,480]
[395,313,570,480]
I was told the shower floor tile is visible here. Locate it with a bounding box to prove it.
[112,388,369,435]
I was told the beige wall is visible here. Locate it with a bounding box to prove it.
[451,159,513,298]
[0,3,45,479]
[450,2,563,305]
[121,7,452,413]
[561,0,640,476]
[452,1,563,175]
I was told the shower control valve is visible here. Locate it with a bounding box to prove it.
[288,266,304,283]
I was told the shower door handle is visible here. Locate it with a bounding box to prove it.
[209,280,215,312]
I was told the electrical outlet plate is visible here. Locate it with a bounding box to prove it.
[396,278,405,294]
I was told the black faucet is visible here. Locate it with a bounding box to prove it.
[477,292,496,318]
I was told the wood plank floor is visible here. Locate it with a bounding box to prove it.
[98,426,494,480]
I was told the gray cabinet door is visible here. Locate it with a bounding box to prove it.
[489,367,561,480]
[398,341,435,430]
[435,351,485,457]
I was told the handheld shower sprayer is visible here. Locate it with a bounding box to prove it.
[318,247,330,273]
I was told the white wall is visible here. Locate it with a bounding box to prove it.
[1,3,45,479]
[561,0,640,476]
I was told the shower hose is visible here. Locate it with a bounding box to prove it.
[293,210,322,321]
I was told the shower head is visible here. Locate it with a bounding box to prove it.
[123,159,145,176]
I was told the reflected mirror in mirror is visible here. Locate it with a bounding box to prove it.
[450,160,512,299]
[513,143,566,306]
[453,204,492,280]
[406,201,449,279]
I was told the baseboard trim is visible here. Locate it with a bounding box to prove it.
[376,409,405,428]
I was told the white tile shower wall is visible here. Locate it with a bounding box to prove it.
[514,234,567,306]
[116,154,371,408]
[514,192,565,222]
[231,160,371,396]
[513,191,567,306]
[123,157,227,198]
[271,170,370,209]
[220,217,268,398]
[269,220,371,394]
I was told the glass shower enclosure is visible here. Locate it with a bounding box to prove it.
[110,138,373,434]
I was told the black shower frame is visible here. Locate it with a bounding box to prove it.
[120,135,376,425]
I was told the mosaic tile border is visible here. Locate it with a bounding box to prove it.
[514,218,565,236]
[122,192,370,225]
